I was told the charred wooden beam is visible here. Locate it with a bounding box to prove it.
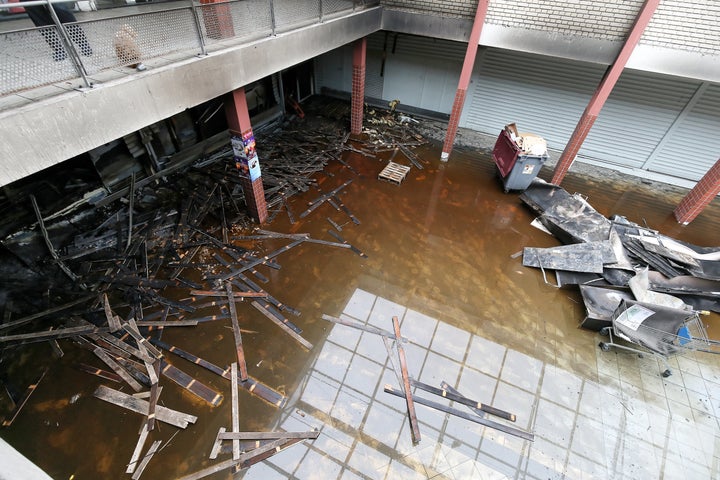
[392,316,421,444]
[159,360,223,407]
[383,384,534,441]
[93,385,197,429]
[1,367,48,427]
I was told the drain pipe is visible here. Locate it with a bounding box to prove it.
[440,0,488,162]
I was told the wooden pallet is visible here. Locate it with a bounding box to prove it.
[378,161,411,185]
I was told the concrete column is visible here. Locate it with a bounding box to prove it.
[441,0,489,162]
[350,38,367,135]
[551,0,660,185]
[674,159,720,224]
[225,88,268,224]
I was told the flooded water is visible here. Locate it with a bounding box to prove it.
[1,138,719,479]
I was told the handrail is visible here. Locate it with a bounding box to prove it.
[0,0,379,97]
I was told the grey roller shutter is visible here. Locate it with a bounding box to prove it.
[643,83,720,181]
[464,48,704,181]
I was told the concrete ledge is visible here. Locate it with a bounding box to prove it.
[0,437,52,480]
[0,7,381,188]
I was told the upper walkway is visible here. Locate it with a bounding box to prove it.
[0,0,381,187]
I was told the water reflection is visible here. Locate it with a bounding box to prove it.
[243,288,720,479]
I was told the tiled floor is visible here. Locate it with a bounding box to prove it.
[244,288,720,479]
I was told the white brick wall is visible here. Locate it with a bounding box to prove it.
[380,0,720,55]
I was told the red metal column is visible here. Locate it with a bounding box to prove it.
[674,159,720,224]
[350,38,367,135]
[225,87,268,224]
[441,0,489,162]
[551,0,660,185]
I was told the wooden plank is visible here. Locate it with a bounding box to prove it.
[0,325,103,343]
[103,293,122,332]
[135,320,199,327]
[412,379,516,422]
[231,362,240,460]
[150,340,286,408]
[321,314,402,340]
[0,295,95,332]
[93,385,197,429]
[122,320,163,359]
[326,230,367,258]
[75,363,122,383]
[226,283,248,381]
[252,300,302,334]
[210,239,304,282]
[126,426,149,474]
[209,427,226,460]
[392,316,420,445]
[146,363,161,431]
[177,438,298,480]
[440,381,484,419]
[330,194,361,225]
[218,431,319,441]
[190,290,268,298]
[1,368,48,427]
[91,332,154,363]
[235,274,300,316]
[159,360,223,407]
[93,347,144,392]
[131,440,161,480]
[250,301,313,350]
[384,385,534,442]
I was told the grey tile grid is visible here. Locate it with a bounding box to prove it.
[243,288,720,479]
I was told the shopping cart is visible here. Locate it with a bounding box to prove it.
[598,299,720,377]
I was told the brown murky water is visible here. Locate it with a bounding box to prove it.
[1,138,718,479]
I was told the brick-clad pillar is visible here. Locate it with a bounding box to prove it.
[441,0,488,161]
[225,88,268,224]
[200,0,235,40]
[551,0,659,185]
[350,38,367,135]
[674,159,720,224]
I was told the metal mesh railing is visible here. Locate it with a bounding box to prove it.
[195,0,273,47]
[0,0,376,97]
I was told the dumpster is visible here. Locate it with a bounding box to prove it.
[492,124,548,192]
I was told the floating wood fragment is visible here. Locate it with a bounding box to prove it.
[127,426,150,474]
[159,360,223,407]
[0,295,95,332]
[327,230,368,258]
[135,320,199,327]
[131,440,161,480]
[227,283,249,381]
[190,289,268,298]
[103,293,122,332]
[217,430,320,441]
[383,384,534,441]
[149,340,286,408]
[392,316,420,444]
[122,320,163,359]
[93,385,197,429]
[210,240,304,282]
[1,367,48,427]
[330,194,360,225]
[177,437,307,480]
[93,347,144,392]
[413,379,516,422]
[75,362,123,383]
[231,362,240,460]
[0,325,105,343]
[321,314,405,341]
[251,301,313,350]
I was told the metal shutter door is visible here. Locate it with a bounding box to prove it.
[643,83,720,181]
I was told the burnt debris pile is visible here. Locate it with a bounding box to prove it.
[0,97,430,478]
[519,179,720,331]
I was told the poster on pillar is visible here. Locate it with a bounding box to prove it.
[231,132,262,181]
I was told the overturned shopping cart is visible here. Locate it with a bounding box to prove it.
[598,299,720,377]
